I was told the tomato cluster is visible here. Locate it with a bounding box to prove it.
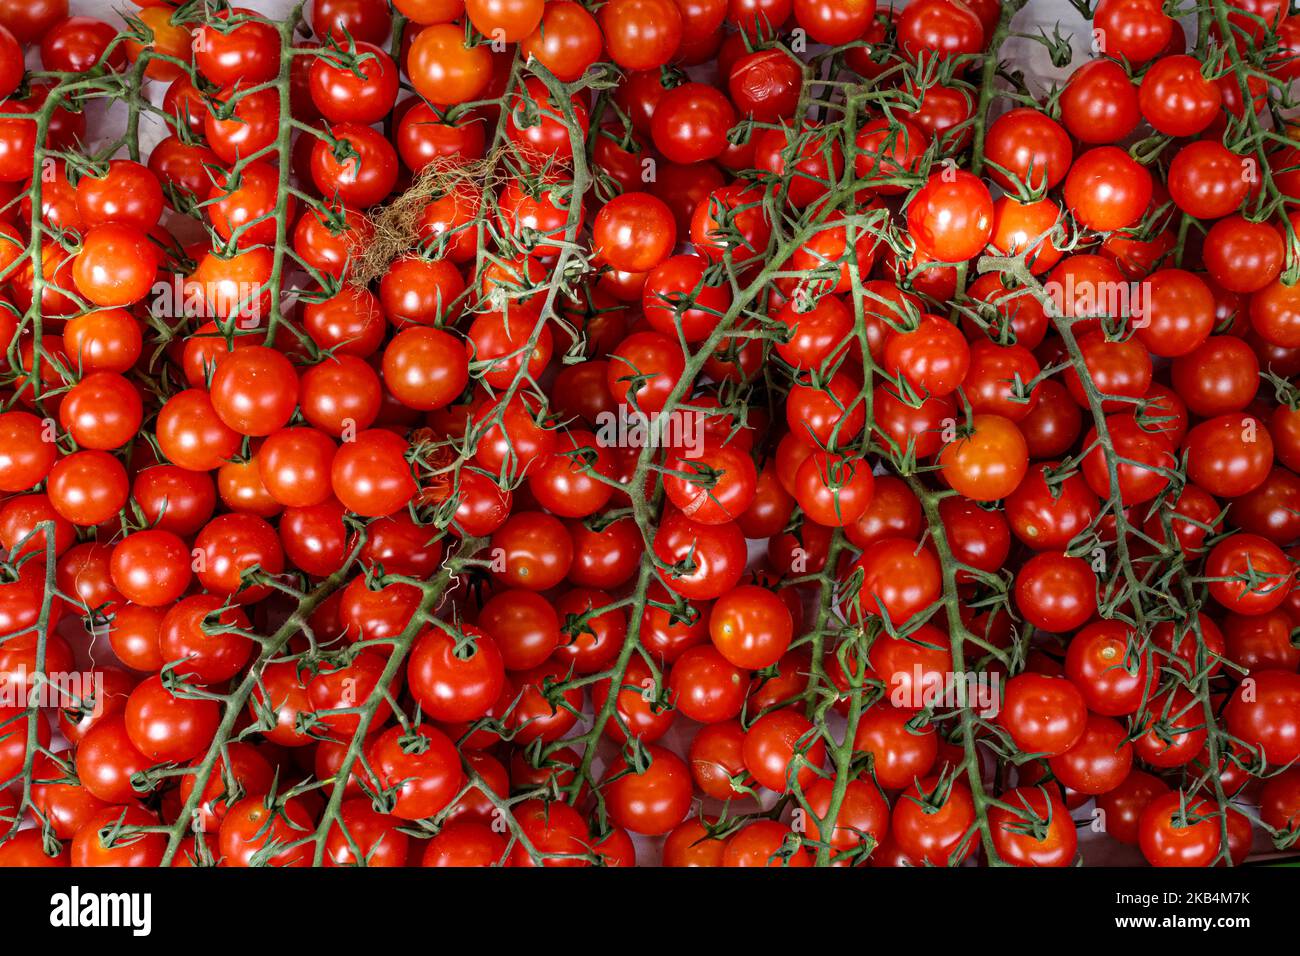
[0,0,1297,871]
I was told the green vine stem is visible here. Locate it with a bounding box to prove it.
[0,0,1292,871]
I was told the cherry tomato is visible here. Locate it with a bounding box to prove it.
[1138,791,1221,867]
[989,786,1078,867]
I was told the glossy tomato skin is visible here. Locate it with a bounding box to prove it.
[906,170,993,262]
[687,719,748,799]
[1139,791,1221,867]
[272,497,349,577]
[962,340,1042,421]
[593,193,677,274]
[550,587,625,674]
[474,586,556,670]
[723,820,812,867]
[705,586,790,674]
[59,369,143,452]
[1064,331,1153,411]
[1064,146,1153,232]
[594,655,676,745]
[308,41,398,125]
[1226,670,1300,766]
[407,624,506,722]
[998,673,1087,756]
[205,83,279,165]
[890,775,975,866]
[600,0,682,71]
[884,314,970,398]
[1081,414,1175,506]
[788,369,866,449]
[651,82,736,165]
[193,7,279,86]
[939,414,1029,502]
[869,627,950,710]
[110,530,193,608]
[652,511,746,600]
[1261,769,1300,832]
[1168,141,1251,220]
[310,122,399,206]
[507,663,585,745]
[31,750,111,840]
[1206,534,1294,616]
[1233,467,1300,546]
[1203,216,1284,294]
[1132,268,1215,358]
[331,430,417,517]
[504,799,592,867]
[852,704,938,789]
[938,496,1012,583]
[41,16,124,72]
[752,123,843,209]
[324,799,410,867]
[1170,339,1260,422]
[46,450,129,526]
[664,443,758,525]
[384,326,470,411]
[870,386,956,461]
[177,743,274,834]
[300,355,382,436]
[72,806,166,867]
[988,786,1078,867]
[193,512,285,603]
[896,0,984,62]
[1014,552,1097,632]
[743,708,826,793]
[1049,714,1133,795]
[489,510,573,591]
[1093,0,1173,63]
[1097,770,1167,845]
[1005,463,1098,551]
[595,827,642,868]
[73,713,148,805]
[208,346,299,437]
[312,0,393,43]
[800,775,889,865]
[248,661,314,747]
[604,744,693,835]
[424,820,509,867]
[983,107,1072,190]
[1223,609,1300,672]
[663,817,727,867]
[256,428,337,508]
[520,1,602,80]
[308,650,398,739]
[1065,620,1151,716]
[367,723,464,821]
[691,182,771,262]
[1139,55,1220,137]
[132,466,216,537]
[1184,414,1272,498]
[220,796,316,867]
[0,411,58,491]
[643,253,732,343]
[1132,689,1207,769]
[407,23,493,107]
[667,643,748,723]
[566,516,643,590]
[844,537,941,626]
[730,47,802,121]
[124,675,220,763]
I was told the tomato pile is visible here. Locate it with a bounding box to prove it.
[0,0,1297,871]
